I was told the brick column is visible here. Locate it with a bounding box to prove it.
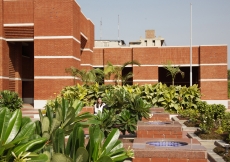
[199,45,228,107]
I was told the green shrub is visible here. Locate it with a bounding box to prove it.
[46,83,202,133]
[47,124,134,162]
[178,108,199,123]
[0,107,48,161]
[37,98,93,143]
[220,112,230,140]
[47,83,202,113]
[0,90,23,111]
[197,101,226,133]
[97,89,151,135]
[141,83,201,112]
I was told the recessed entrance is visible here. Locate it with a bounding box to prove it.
[158,66,199,87]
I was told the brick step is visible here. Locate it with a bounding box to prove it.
[21,110,38,114]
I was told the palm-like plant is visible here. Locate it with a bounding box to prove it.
[104,61,140,85]
[65,67,104,85]
[163,61,185,86]
[0,108,47,162]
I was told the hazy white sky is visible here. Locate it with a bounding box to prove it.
[76,0,230,68]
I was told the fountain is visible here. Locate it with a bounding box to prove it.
[137,121,182,138]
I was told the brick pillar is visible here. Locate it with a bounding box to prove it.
[14,43,22,97]
[8,42,22,97]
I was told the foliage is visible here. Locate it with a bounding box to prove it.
[47,82,202,113]
[11,152,48,162]
[163,61,184,86]
[90,110,115,136]
[48,83,113,106]
[104,61,140,85]
[0,108,47,162]
[141,83,201,112]
[178,108,199,124]
[45,124,134,162]
[36,98,93,145]
[86,125,134,162]
[0,90,23,111]
[115,109,137,135]
[65,67,104,85]
[44,82,204,134]
[197,101,226,133]
[92,88,151,135]
[220,112,230,140]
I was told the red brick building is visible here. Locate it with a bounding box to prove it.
[93,45,228,108]
[0,0,228,109]
[0,0,94,108]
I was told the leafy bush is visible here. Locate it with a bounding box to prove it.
[36,98,93,144]
[51,83,113,106]
[93,89,151,135]
[0,90,23,111]
[197,101,226,133]
[141,83,201,112]
[51,83,202,113]
[0,108,47,162]
[220,112,230,140]
[178,108,199,124]
[45,83,203,134]
[45,124,134,162]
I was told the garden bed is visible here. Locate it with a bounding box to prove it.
[176,115,190,120]
[213,146,230,162]
[183,120,200,127]
[194,129,230,143]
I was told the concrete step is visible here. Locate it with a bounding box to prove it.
[21,103,40,119]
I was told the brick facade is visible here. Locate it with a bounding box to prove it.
[0,0,94,108]
[93,45,228,102]
[0,0,228,108]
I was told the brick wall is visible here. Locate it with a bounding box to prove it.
[32,0,93,101]
[133,66,158,81]
[104,48,133,65]
[80,50,92,67]
[0,0,3,36]
[159,47,199,64]
[133,47,160,65]
[34,79,74,99]
[3,0,33,23]
[0,39,9,90]
[93,45,227,100]
[73,2,80,41]
[34,0,73,36]
[93,48,104,66]
[199,45,228,100]
[199,46,227,64]
[34,58,78,76]
[89,20,94,50]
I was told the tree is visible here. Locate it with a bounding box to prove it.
[104,60,141,85]
[65,67,104,85]
[163,61,184,86]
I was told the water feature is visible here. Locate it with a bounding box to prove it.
[146,121,172,125]
[146,141,188,147]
